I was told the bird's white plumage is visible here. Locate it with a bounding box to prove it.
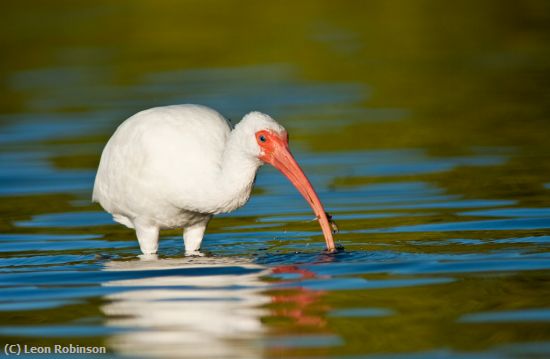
[93,104,285,255]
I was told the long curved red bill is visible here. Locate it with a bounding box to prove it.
[259,131,336,252]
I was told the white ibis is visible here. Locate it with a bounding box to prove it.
[93,104,336,255]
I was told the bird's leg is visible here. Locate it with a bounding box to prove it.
[183,216,211,256]
[134,221,160,255]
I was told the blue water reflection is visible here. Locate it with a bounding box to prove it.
[1,60,549,358]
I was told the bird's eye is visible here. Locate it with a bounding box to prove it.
[259,135,267,143]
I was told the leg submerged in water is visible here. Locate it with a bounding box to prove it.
[135,220,160,255]
[183,216,211,256]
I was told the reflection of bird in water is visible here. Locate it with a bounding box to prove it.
[101,257,270,359]
[93,104,336,256]
[101,258,333,358]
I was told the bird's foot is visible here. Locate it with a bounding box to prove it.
[138,253,159,261]
[185,250,205,257]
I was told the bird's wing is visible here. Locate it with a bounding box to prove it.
[94,105,232,216]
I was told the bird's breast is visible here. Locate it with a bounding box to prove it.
[152,206,210,229]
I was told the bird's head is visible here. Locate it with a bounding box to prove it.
[236,111,336,252]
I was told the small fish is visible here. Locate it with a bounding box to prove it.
[310,212,339,234]
[325,212,339,234]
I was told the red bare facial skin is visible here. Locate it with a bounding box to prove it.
[256,130,336,252]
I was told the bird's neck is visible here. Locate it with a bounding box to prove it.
[215,130,262,213]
